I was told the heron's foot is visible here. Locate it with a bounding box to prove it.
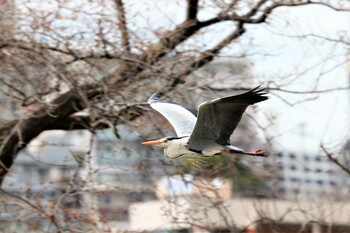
[245,150,269,157]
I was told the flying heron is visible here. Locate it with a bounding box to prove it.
[142,87,269,159]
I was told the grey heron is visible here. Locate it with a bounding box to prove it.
[142,87,269,159]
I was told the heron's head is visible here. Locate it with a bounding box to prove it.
[141,136,178,148]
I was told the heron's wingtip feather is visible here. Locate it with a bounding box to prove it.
[249,86,269,101]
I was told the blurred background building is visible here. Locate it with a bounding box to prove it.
[269,151,346,200]
[129,195,350,233]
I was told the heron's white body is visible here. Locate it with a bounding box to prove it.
[163,137,244,159]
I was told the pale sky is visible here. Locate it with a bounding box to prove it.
[247,5,350,154]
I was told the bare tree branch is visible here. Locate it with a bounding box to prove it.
[0,84,103,183]
[0,188,62,231]
[321,144,350,176]
[244,0,268,18]
[115,0,131,54]
[159,22,246,95]
[186,0,199,20]
[181,22,245,77]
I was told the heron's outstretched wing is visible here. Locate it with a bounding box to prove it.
[148,93,197,137]
[188,87,268,151]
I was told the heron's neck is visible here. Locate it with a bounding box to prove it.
[164,136,190,159]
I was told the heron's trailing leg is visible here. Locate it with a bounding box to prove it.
[222,149,269,157]
[241,150,269,157]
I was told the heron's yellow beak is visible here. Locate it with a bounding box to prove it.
[141,140,163,146]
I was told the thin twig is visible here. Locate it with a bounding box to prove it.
[115,0,131,54]
[321,144,350,175]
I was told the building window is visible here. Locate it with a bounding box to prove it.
[290,177,299,183]
[316,180,323,185]
[292,188,299,193]
[290,165,297,170]
[330,181,337,186]
[38,168,47,176]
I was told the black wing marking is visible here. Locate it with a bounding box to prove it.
[188,87,268,151]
